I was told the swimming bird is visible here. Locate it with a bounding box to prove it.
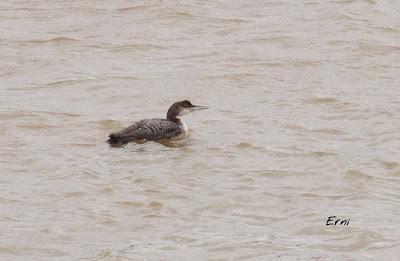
[107,100,208,146]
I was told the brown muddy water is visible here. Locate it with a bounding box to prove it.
[1,0,400,260]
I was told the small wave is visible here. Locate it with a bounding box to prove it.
[97,119,121,129]
[63,191,87,198]
[116,5,150,12]
[116,201,145,208]
[0,110,80,121]
[29,78,96,90]
[21,37,80,44]
[256,169,312,178]
[345,169,372,180]
[283,124,347,135]
[303,97,338,105]
[16,123,58,130]
[109,43,167,53]
[309,151,337,157]
[313,128,347,135]
[0,197,22,203]
[235,142,266,151]
[310,231,393,252]
[147,201,163,210]
[380,161,399,170]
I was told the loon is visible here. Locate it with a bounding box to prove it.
[107,100,208,146]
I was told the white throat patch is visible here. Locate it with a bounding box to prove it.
[178,108,192,116]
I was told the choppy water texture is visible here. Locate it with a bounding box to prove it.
[1,0,400,260]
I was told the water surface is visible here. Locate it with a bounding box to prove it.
[1,0,400,260]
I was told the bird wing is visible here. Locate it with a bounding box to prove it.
[134,119,182,140]
[110,119,147,138]
[111,119,182,141]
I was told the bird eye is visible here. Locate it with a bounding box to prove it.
[182,100,191,108]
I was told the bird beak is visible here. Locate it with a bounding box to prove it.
[191,105,209,111]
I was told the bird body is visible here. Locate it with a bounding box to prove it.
[107,100,207,146]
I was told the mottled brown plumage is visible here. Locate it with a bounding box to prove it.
[107,100,208,146]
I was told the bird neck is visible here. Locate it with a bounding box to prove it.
[167,115,182,124]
